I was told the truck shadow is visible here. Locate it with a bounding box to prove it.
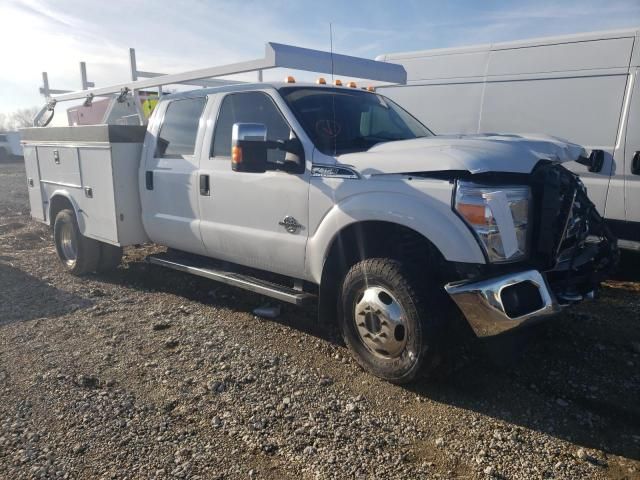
[98,256,639,461]
[613,249,640,281]
[407,284,640,461]
[0,263,92,326]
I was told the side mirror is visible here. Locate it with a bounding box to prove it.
[232,122,268,173]
[576,149,605,173]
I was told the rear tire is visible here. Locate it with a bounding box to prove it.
[97,243,123,272]
[339,258,445,384]
[0,148,7,163]
[53,209,101,275]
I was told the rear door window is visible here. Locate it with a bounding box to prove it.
[155,97,206,157]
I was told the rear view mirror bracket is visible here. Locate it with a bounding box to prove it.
[576,149,604,173]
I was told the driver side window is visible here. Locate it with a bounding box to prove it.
[212,92,292,163]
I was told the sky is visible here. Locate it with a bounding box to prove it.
[0,0,639,115]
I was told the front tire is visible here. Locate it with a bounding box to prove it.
[53,209,101,275]
[339,258,445,384]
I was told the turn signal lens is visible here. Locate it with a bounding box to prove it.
[457,203,489,226]
[455,181,531,263]
[284,76,296,83]
[316,77,326,85]
[231,145,242,164]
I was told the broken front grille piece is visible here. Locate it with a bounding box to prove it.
[531,162,618,302]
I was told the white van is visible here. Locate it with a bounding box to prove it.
[377,27,640,249]
[0,131,22,160]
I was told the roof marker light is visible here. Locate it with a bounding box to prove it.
[285,76,296,83]
[334,79,342,86]
[347,81,357,88]
[367,86,375,92]
[316,77,326,85]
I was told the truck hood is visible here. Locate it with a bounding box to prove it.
[337,133,586,176]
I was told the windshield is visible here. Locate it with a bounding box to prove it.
[279,87,433,155]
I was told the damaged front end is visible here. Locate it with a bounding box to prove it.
[529,162,618,301]
[445,162,618,337]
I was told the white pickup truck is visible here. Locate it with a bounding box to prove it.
[22,46,617,383]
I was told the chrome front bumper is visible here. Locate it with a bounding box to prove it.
[445,270,561,337]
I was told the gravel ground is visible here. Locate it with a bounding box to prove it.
[0,161,639,480]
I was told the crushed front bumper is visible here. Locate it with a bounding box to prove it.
[445,270,564,337]
[444,162,618,338]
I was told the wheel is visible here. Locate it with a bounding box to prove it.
[53,209,101,275]
[97,243,123,272]
[339,258,445,384]
[0,148,7,163]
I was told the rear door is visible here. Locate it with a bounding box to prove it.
[624,69,640,228]
[197,90,311,278]
[140,96,208,255]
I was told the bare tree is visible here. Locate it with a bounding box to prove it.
[8,107,40,129]
[0,113,7,132]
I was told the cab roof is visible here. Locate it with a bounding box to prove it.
[162,81,378,101]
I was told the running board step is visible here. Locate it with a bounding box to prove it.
[146,254,316,306]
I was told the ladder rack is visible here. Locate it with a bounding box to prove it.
[43,42,406,102]
[34,42,407,126]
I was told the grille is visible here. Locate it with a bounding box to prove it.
[530,162,582,269]
[530,162,617,297]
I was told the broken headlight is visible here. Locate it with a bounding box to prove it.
[454,181,531,263]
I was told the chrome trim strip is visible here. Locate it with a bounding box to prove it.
[445,269,560,337]
[556,189,577,257]
[616,71,634,150]
[311,164,360,179]
[41,180,82,189]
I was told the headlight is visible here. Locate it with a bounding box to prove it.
[454,181,531,263]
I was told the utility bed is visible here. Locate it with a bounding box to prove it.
[21,125,149,246]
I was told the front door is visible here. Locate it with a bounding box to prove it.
[198,91,310,278]
[140,96,208,255]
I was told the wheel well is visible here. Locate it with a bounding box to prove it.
[49,195,74,226]
[318,221,449,323]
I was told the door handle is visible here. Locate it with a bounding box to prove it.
[200,174,210,196]
[632,151,640,176]
[145,171,154,190]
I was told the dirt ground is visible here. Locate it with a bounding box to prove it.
[0,161,639,480]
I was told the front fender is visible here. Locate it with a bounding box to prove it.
[306,190,485,283]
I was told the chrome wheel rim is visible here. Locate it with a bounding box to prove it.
[353,286,408,359]
[59,221,78,266]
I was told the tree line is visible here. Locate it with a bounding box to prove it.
[0,107,40,131]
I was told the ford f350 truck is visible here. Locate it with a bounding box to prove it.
[22,43,617,383]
